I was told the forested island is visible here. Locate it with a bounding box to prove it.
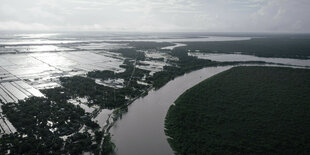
[165,66,310,154]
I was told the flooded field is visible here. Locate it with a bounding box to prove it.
[0,33,252,103]
[0,33,227,135]
[0,32,303,143]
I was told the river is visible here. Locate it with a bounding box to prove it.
[110,66,233,155]
[109,53,310,155]
[188,53,310,67]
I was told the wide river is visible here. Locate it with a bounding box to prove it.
[109,54,310,155]
[106,33,310,154]
[110,66,233,155]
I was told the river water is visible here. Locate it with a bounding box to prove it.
[109,53,310,155]
[110,66,233,155]
[189,53,310,67]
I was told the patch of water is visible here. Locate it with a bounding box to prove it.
[189,53,310,67]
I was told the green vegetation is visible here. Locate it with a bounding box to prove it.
[179,38,310,59]
[88,59,150,85]
[0,57,150,154]
[1,97,102,154]
[2,97,91,135]
[127,41,173,50]
[112,48,146,60]
[101,133,115,154]
[0,41,294,154]
[0,132,63,154]
[148,49,265,89]
[60,76,127,108]
[165,66,310,154]
[147,49,218,89]
[41,59,151,110]
[87,59,151,100]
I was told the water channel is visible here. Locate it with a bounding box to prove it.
[110,66,233,155]
[110,54,310,154]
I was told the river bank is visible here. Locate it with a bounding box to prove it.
[109,66,233,155]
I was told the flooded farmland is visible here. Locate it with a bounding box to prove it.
[1,32,309,155]
[0,32,253,137]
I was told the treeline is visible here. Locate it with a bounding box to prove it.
[88,59,150,84]
[87,59,151,100]
[112,48,145,60]
[147,48,263,89]
[60,76,126,108]
[178,38,310,59]
[111,42,269,90]
[165,66,310,154]
[146,49,216,89]
[127,41,173,50]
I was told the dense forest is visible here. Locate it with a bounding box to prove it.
[165,66,310,154]
[178,38,310,59]
[1,97,105,154]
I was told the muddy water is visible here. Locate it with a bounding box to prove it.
[189,53,310,67]
[110,66,233,155]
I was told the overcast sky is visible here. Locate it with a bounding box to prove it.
[0,0,309,32]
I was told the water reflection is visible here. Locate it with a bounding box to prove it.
[14,33,60,39]
[4,45,73,52]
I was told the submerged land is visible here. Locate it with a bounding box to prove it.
[0,33,309,154]
[165,66,310,154]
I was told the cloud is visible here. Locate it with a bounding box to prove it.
[0,0,309,32]
[0,21,53,31]
[249,0,310,32]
